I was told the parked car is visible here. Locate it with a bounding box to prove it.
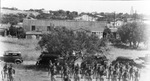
[81,54,108,67]
[138,54,150,62]
[138,54,150,65]
[36,51,59,66]
[2,50,23,64]
[112,56,135,65]
[112,56,144,68]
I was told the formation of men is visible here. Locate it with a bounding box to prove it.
[48,60,141,81]
[1,58,141,81]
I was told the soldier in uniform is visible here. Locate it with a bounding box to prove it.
[122,70,129,81]
[129,65,134,81]
[3,63,8,79]
[112,69,118,81]
[108,64,114,81]
[134,68,140,81]
[7,64,15,81]
[48,60,53,76]
[118,64,125,81]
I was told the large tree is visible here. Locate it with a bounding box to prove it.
[16,27,26,38]
[8,25,26,38]
[9,25,18,36]
[2,14,20,25]
[1,13,27,25]
[117,21,147,48]
[38,26,106,57]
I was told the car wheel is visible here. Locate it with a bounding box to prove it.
[36,62,39,65]
[15,60,22,64]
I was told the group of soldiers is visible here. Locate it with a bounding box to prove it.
[1,58,141,81]
[1,63,15,81]
[47,59,141,81]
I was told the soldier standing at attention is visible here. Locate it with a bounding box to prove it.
[129,65,134,81]
[134,68,140,81]
[7,64,15,81]
[122,70,129,81]
[3,63,8,78]
[48,60,53,76]
[108,64,113,81]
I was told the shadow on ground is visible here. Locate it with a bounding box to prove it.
[112,44,147,51]
[13,64,48,72]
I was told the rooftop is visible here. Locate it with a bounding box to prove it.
[26,31,42,35]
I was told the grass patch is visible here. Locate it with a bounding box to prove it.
[1,37,41,61]
[112,43,147,51]
[2,38,39,47]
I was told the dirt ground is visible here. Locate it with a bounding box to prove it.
[0,36,150,81]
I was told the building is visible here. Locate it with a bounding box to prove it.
[74,14,99,21]
[130,6,134,15]
[23,19,107,39]
[107,20,124,28]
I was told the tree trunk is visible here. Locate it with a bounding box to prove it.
[136,42,140,48]
[129,41,132,47]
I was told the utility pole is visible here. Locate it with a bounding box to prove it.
[114,11,116,28]
[0,0,1,24]
[135,10,137,22]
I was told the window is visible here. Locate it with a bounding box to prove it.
[31,25,36,31]
[92,32,96,34]
[47,26,51,31]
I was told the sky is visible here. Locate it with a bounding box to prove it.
[1,0,150,15]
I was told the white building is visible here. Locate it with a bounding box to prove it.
[107,20,124,28]
[74,14,98,21]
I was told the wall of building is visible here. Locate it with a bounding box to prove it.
[23,19,107,32]
[74,15,97,21]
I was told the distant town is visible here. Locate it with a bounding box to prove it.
[0,7,147,39]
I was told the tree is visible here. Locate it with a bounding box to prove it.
[36,13,50,19]
[8,25,18,36]
[117,21,146,48]
[1,13,27,25]
[38,26,106,57]
[17,13,27,22]
[16,27,26,38]
[2,14,20,25]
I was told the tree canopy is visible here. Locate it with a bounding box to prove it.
[38,27,106,56]
[8,25,26,38]
[1,13,27,25]
[117,21,147,48]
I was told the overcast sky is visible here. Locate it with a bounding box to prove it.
[1,0,150,14]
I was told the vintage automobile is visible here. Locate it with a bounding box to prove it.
[138,54,150,62]
[112,56,145,68]
[2,50,23,64]
[36,51,59,66]
[112,56,135,65]
[137,54,150,65]
[81,54,108,67]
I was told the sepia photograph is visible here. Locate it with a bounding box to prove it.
[0,0,150,81]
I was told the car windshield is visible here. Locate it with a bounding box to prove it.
[12,53,21,56]
[4,53,21,56]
